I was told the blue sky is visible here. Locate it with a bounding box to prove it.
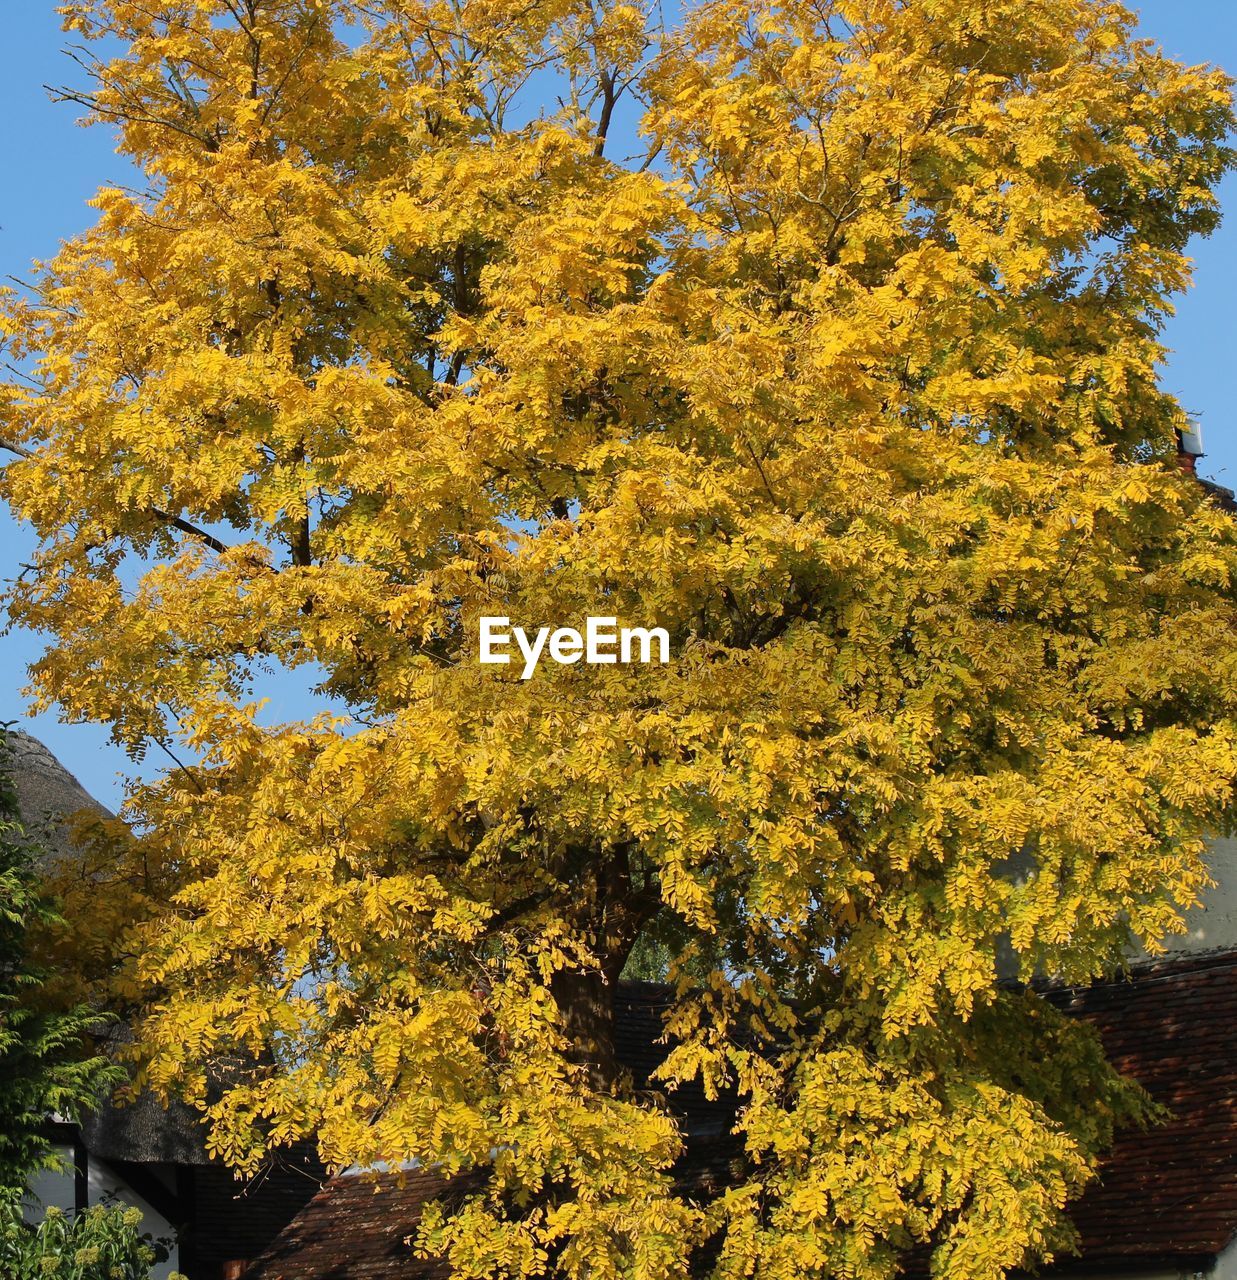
[1,3,1234,807]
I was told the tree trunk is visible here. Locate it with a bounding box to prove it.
[550,965,623,1090]
[549,842,657,1090]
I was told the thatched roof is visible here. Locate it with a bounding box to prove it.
[4,728,111,864]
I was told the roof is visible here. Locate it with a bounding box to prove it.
[244,1136,741,1280]
[244,985,739,1280]
[1044,949,1237,1270]
[188,1144,328,1277]
[235,1164,468,1280]
[3,728,110,865]
[245,954,1237,1280]
[79,1087,213,1166]
[1200,476,1237,513]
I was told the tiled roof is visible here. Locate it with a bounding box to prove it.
[610,983,738,1138]
[243,1138,744,1280]
[245,954,1237,1279]
[1200,476,1237,513]
[1044,949,1237,1270]
[188,1144,327,1277]
[239,1163,470,1280]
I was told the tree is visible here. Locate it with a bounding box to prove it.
[1,1,1235,1276]
[0,730,120,1197]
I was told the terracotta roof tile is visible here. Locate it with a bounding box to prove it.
[1043,950,1237,1268]
[242,1164,471,1280]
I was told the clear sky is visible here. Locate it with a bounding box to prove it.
[1,2,1234,808]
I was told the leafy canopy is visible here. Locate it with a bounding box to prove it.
[1,1,1236,1278]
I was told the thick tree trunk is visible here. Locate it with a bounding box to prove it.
[550,966,623,1090]
[549,842,657,1090]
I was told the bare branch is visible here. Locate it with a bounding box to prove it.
[152,734,206,795]
[149,508,230,555]
[593,68,618,159]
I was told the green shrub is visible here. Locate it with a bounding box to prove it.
[0,1200,181,1280]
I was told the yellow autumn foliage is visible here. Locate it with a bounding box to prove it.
[2,1,1236,1277]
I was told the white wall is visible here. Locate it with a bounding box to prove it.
[1162,836,1237,956]
[22,1146,75,1218]
[88,1159,180,1280]
[21,1147,180,1280]
[1216,1233,1237,1280]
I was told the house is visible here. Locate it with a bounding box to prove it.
[1041,951,1237,1279]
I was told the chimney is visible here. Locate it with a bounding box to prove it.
[1177,421,1204,474]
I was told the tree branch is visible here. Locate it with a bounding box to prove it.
[594,68,618,158]
[149,508,229,555]
[1,437,231,556]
